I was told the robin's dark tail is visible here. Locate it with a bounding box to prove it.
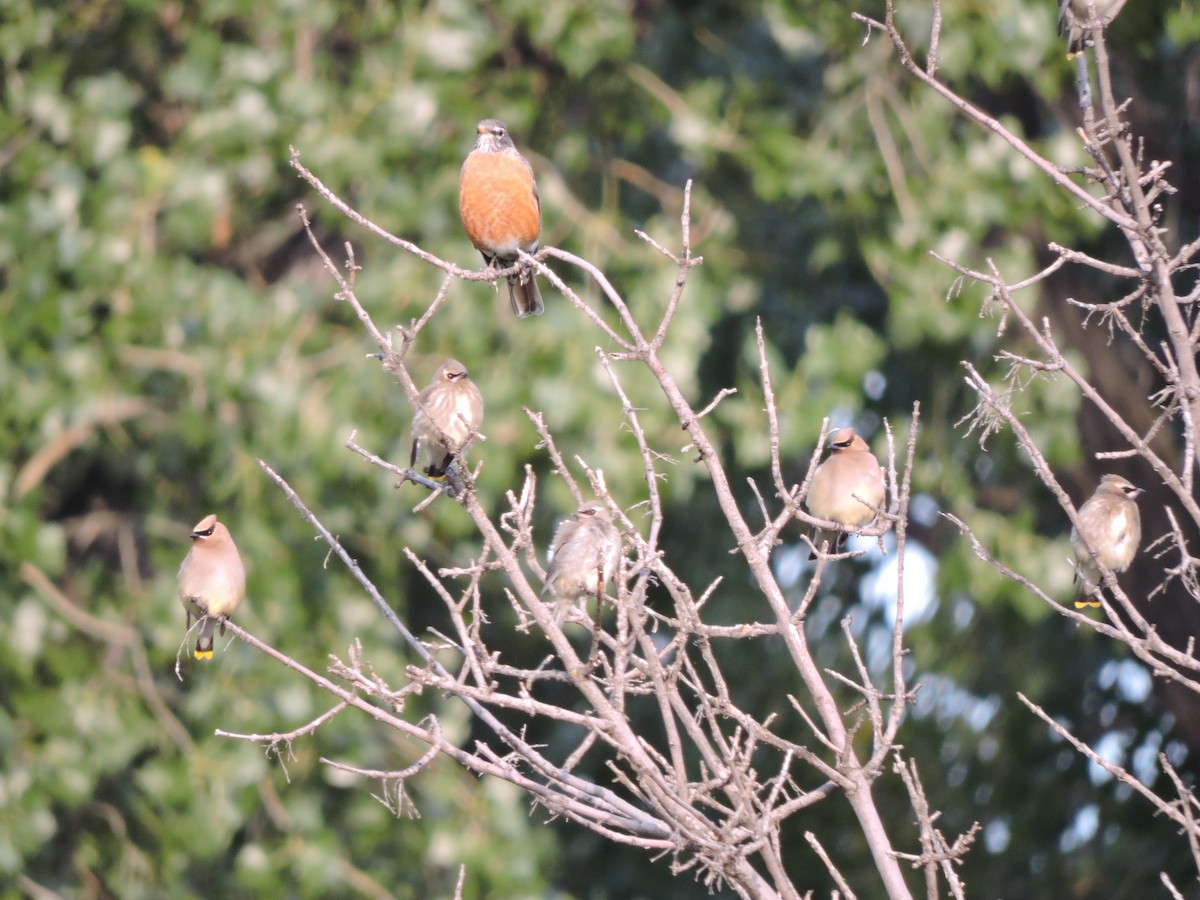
[507,274,544,317]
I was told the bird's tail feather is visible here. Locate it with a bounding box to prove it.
[508,275,544,318]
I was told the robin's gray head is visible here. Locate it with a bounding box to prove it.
[474,119,515,153]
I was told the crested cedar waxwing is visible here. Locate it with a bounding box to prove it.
[410,358,484,479]
[1060,0,1127,54]
[459,119,544,317]
[1071,473,1143,608]
[542,500,621,624]
[805,427,887,560]
[178,513,246,660]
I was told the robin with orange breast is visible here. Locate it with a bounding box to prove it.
[459,119,545,318]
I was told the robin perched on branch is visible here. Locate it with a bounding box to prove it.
[178,513,246,660]
[459,118,545,318]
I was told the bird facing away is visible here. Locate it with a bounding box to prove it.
[542,500,621,625]
[1059,0,1127,54]
[805,427,887,560]
[459,118,544,318]
[177,513,246,661]
[410,358,485,479]
[1071,473,1143,608]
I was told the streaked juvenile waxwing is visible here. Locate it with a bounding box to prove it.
[1071,473,1143,608]
[805,427,887,560]
[542,500,621,625]
[1060,0,1127,54]
[177,514,246,661]
[410,358,484,479]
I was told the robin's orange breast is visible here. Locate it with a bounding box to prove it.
[459,151,541,259]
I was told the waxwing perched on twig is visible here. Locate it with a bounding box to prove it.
[1071,473,1142,609]
[178,513,246,660]
[1059,0,1127,54]
[542,500,621,624]
[410,358,485,479]
[805,427,886,560]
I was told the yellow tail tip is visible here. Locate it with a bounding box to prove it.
[194,648,215,660]
[1074,600,1101,609]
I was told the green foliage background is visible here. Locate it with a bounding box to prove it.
[2,0,1197,896]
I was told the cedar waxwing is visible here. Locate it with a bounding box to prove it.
[805,427,887,560]
[1071,473,1143,608]
[1060,0,1126,54]
[177,513,246,660]
[542,500,621,624]
[410,358,484,479]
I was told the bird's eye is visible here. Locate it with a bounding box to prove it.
[197,526,215,537]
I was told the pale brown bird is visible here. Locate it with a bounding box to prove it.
[1071,473,1143,608]
[805,427,887,560]
[459,119,544,317]
[542,500,621,624]
[410,358,485,479]
[177,513,246,661]
[1060,0,1127,54]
